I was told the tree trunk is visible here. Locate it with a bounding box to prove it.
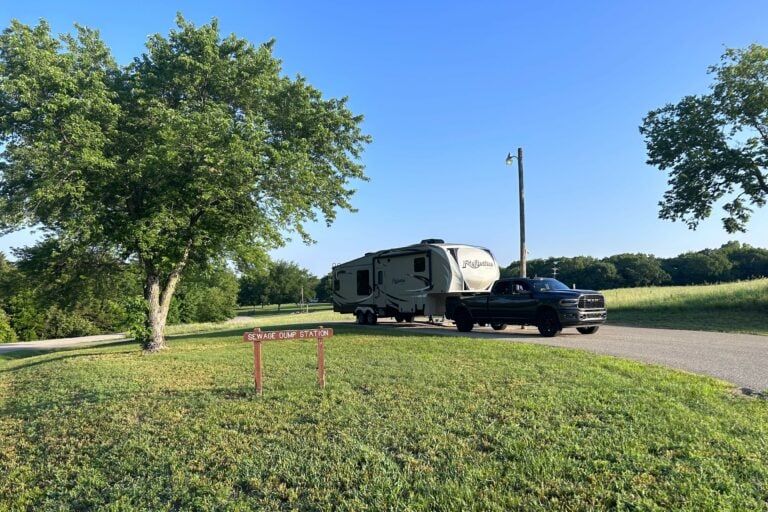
[144,274,167,352]
[143,270,184,353]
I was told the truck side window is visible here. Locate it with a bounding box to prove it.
[414,257,426,272]
[356,270,370,295]
[493,281,511,295]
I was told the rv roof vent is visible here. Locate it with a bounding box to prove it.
[420,238,444,244]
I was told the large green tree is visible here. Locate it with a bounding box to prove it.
[640,44,768,233]
[0,16,369,351]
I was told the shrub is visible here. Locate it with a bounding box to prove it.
[0,309,18,343]
[39,307,99,339]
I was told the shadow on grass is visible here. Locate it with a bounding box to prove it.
[235,304,332,318]
[0,340,137,368]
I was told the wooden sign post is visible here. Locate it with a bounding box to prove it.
[243,326,334,395]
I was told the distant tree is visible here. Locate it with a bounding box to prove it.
[266,261,316,310]
[238,271,270,309]
[0,17,369,351]
[607,253,670,287]
[640,45,768,233]
[711,241,768,280]
[663,250,733,285]
[315,273,334,302]
[172,263,238,323]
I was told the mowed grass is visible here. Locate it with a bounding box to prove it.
[605,278,768,335]
[1,324,767,510]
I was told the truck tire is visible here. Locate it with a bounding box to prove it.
[454,309,474,333]
[365,311,377,325]
[537,310,561,337]
[491,323,507,331]
[577,326,600,335]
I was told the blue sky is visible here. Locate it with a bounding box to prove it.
[2,1,768,276]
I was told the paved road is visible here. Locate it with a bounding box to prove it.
[0,334,127,353]
[374,321,768,393]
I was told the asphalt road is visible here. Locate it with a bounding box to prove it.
[374,321,768,393]
[0,334,127,353]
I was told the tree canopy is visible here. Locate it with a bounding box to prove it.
[640,44,768,233]
[0,16,370,350]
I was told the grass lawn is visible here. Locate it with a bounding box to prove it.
[604,279,768,335]
[1,324,767,510]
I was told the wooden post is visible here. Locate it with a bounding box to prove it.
[317,325,326,388]
[254,340,263,395]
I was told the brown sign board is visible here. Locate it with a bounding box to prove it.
[243,327,333,343]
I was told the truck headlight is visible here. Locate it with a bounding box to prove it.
[559,298,578,307]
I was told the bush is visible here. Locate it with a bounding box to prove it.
[0,309,18,343]
[39,307,99,339]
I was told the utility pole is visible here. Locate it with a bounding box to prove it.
[506,147,526,278]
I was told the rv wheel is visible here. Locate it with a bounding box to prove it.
[491,323,507,331]
[395,313,404,323]
[356,311,366,325]
[404,314,414,323]
[365,311,377,325]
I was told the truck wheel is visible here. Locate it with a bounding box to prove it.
[491,323,507,331]
[454,309,474,333]
[537,310,561,337]
[356,311,366,325]
[365,311,377,325]
[577,326,600,335]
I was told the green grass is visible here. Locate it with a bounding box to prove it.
[1,324,767,510]
[605,278,768,335]
[164,308,343,337]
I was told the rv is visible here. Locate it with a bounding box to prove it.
[332,239,500,324]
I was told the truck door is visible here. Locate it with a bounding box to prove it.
[507,280,537,321]
[487,280,515,320]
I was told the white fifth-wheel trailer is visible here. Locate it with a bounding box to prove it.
[332,239,500,324]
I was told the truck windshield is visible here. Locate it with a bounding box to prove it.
[531,279,570,292]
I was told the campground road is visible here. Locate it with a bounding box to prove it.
[376,322,768,393]
[0,334,127,353]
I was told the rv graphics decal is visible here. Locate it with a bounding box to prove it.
[462,259,495,269]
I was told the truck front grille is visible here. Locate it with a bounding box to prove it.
[579,294,605,309]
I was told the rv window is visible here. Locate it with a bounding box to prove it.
[414,257,426,273]
[356,270,371,295]
[377,271,383,285]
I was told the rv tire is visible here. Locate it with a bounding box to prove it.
[395,314,405,323]
[356,311,366,325]
[491,323,507,331]
[404,314,414,323]
[365,311,377,325]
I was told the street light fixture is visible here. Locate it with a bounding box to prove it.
[505,147,526,278]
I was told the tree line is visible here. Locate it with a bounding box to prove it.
[502,242,768,290]
[0,240,328,343]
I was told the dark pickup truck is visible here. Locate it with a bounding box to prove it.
[445,277,607,337]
